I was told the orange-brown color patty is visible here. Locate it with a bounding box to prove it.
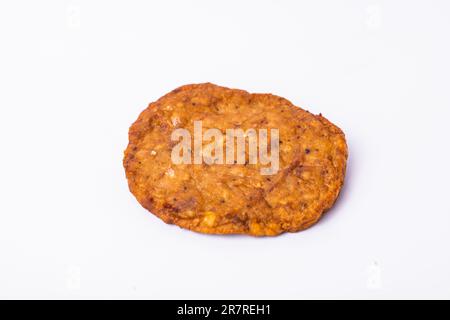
[124,83,348,236]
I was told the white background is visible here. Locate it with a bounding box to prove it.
[0,0,449,299]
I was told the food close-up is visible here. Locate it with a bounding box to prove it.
[124,83,348,236]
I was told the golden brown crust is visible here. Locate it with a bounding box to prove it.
[124,83,348,236]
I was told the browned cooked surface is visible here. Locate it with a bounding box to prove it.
[124,83,348,236]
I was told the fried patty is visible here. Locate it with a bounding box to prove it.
[124,83,348,236]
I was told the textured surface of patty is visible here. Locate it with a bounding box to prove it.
[124,83,348,236]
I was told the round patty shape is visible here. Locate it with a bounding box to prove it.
[124,83,348,236]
